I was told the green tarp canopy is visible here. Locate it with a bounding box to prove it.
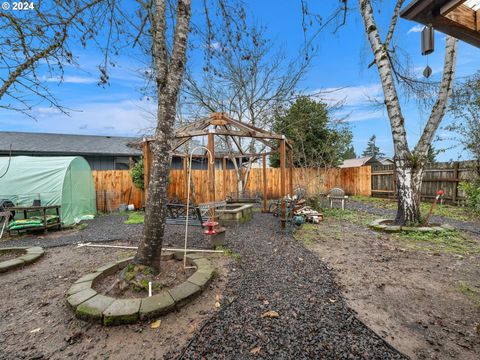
[0,156,96,226]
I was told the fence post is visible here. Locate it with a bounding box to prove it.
[452,161,459,204]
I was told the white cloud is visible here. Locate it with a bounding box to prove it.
[43,75,98,84]
[336,108,387,123]
[314,84,383,107]
[407,25,424,34]
[23,97,157,137]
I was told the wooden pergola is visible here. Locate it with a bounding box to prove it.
[143,112,294,228]
[401,0,480,48]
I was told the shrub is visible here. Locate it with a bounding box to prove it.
[130,159,144,190]
[459,181,480,213]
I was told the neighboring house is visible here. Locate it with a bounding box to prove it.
[339,156,393,169]
[0,132,141,170]
[0,131,244,171]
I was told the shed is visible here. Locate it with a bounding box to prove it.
[0,156,96,226]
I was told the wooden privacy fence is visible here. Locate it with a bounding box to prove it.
[371,161,477,203]
[92,170,143,212]
[168,166,371,204]
[92,166,372,211]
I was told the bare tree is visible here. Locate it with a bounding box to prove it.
[0,0,121,115]
[448,71,480,176]
[2,0,246,273]
[183,24,310,194]
[357,0,458,224]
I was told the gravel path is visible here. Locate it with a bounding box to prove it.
[0,214,143,249]
[348,200,480,235]
[169,214,407,359]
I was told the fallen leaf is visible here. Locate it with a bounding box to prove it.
[30,328,41,333]
[250,346,262,355]
[215,294,222,301]
[329,298,336,303]
[262,299,269,305]
[214,302,221,308]
[261,310,279,318]
[150,320,161,329]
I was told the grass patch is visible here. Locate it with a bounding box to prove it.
[394,229,480,255]
[216,245,241,261]
[458,281,480,308]
[124,211,145,224]
[322,208,376,226]
[293,223,319,246]
[351,195,477,222]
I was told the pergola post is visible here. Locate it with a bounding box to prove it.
[288,149,294,196]
[183,156,188,202]
[222,157,228,200]
[207,131,216,220]
[280,138,286,228]
[262,152,268,213]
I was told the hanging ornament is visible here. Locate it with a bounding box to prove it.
[423,65,432,78]
[421,25,434,78]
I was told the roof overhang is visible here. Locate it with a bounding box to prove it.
[401,0,480,48]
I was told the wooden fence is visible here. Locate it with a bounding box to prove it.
[92,166,371,211]
[371,161,477,202]
[92,170,143,212]
[167,166,371,204]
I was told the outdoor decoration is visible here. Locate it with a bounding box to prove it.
[423,189,445,226]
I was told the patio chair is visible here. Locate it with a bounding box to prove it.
[327,188,348,210]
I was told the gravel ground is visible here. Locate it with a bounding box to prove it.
[348,200,480,235]
[1,212,408,358]
[0,214,143,249]
[167,214,407,359]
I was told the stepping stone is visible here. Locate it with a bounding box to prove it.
[187,270,213,290]
[139,291,175,320]
[76,294,115,322]
[169,281,201,309]
[67,281,93,296]
[67,288,98,309]
[27,247,44,255]
[74,272,102,284]
[0,258,24,273]
[103,298,141,326]
[17,254,41,264]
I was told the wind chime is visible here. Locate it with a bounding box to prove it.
[421,25,434,78]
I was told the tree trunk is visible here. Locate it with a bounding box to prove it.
[358,0,457,225]
[134,0,191,273]
[394,156,422,224]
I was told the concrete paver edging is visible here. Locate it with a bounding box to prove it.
[0,246,45,273]
[66,253,215,326]
[369,218,455,233]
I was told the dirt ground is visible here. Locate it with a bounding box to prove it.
[300,216,480,360]
[0,242,230,360]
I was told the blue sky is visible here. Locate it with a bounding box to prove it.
[1,0,479,161]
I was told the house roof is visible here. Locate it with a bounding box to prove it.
[339,156,393,168]
[0,131,142,157]
[339,156,374,168]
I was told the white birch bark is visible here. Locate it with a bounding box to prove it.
[358,0,458,224]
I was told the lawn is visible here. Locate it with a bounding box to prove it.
[351,195,478,222]
[124,211,145,224]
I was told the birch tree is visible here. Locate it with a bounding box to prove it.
[357,0,458,224]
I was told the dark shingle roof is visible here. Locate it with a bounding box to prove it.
[0,132,142,156]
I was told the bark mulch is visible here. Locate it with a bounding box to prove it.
[348,200,480,235]
[167,214,407,359]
